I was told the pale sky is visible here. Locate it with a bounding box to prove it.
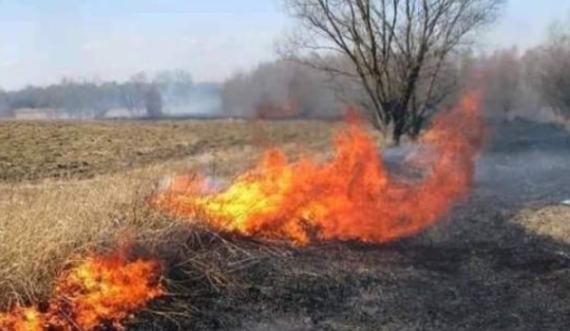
[0,0,568,90]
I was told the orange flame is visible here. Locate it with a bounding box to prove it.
[157,91,485,245]
[0,250,164,331]
[0,307,43,331]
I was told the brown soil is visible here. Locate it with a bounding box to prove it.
[0,120,340,182]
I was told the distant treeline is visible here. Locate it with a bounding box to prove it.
[1,23,570,123]
[0,70,221,119]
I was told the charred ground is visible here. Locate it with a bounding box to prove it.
[143,118,570,331]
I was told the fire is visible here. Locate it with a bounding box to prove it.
[157,91,485,245]
[0,307,43,331]
[0,250,164,331]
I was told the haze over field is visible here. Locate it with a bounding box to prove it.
[0,0,568,90]
[0,0,569,125]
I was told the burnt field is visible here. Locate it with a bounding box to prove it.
[158,118,570,331]
[1,117,570,331]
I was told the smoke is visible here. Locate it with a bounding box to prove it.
[222,60,343,119]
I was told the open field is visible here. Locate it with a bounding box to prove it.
[0,120,343,182]
[1,118,570,330]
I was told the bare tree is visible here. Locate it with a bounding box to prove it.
[280,0,504,143]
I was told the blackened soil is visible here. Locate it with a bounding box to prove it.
[145,119,570,331]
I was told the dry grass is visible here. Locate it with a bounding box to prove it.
[0,167,166,306]
[513,205,570,244]
[0,119,373,309]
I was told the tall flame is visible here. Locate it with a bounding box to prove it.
[157,91,485,245]
[0,250,163,331]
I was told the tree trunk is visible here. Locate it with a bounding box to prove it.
[392,117,406,145]
[385,101,407,146]
[409,115,424,140]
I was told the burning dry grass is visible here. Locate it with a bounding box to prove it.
[0,161,281,330]
[0,119,347,311]
[0,94,478,321]
[2,106,569,330]
[0,168,168,307]
[0,249,164,331]
[156,92,485,245]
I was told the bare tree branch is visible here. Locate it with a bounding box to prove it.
[281,0,504,143]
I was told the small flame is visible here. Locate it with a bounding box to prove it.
[0,307,43,331]
[157,91,485,245]
[0,250,163,331]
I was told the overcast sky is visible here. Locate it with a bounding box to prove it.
[0,0,568,90]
